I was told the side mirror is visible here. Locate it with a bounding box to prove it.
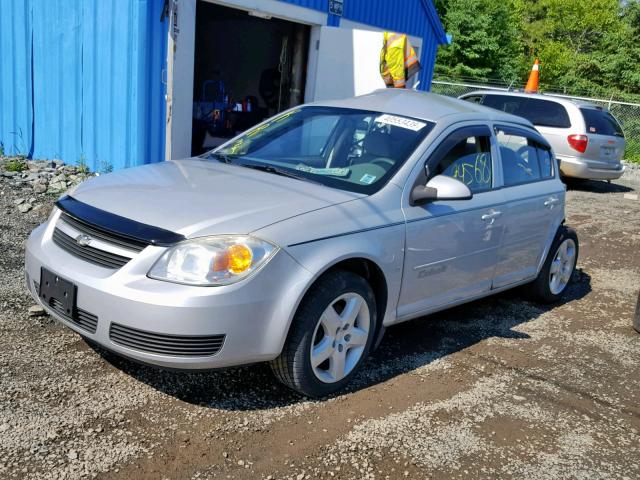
[410,174,473,206]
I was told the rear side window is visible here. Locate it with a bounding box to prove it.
[521,99,571,128]
[496,129,553,186]
[482,95,571,128]
[580,108,624,137]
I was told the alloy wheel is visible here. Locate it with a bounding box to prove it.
[549,238,576,295]
[310,292,371,384]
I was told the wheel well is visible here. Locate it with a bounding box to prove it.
[322,258,388,326]
[282,258,389,353]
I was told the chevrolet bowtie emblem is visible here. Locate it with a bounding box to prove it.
[75,234,92,247]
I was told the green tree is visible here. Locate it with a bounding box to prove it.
[435,0,522,81]
[597,1,640,94]
[510,0,621,92]
[434,0,640,98]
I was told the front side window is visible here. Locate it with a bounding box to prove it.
[212,107,434,194]
[434,135,493,193]
[497,129,553,186]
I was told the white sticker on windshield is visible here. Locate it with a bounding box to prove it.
[375,114,427,131]
[295,165,350,177]
[360,173,377,185]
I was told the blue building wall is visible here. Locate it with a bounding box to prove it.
[1,0,445,170]
[0,1,33,158]
[0,0,167,171]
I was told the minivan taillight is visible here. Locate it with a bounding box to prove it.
[567,134,588,153]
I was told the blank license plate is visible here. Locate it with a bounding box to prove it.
[39,268,76,317]
[601,146,614,157]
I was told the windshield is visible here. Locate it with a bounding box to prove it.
[211,107,434,194]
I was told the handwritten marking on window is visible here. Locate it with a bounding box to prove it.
[451,154,491,187]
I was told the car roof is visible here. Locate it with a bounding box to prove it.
[461,89,603,110]
[310,89,536,129]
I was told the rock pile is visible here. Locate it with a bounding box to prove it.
[0,157,95,214]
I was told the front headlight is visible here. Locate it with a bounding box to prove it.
[148,235,278,286]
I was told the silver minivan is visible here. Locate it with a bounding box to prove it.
[460,91,626,181]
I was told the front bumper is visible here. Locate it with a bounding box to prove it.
[25,214,313,369]
[559,156,625,180]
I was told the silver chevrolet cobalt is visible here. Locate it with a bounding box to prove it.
[25,90,578,397]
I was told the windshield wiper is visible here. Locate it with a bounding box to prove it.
[237,163,319,184]
[207,152,234,164]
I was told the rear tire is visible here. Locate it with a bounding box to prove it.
[529,226,579,303]
[270,271,377,397]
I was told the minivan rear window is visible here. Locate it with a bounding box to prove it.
[480,95,572,128]
[580,108,624,137]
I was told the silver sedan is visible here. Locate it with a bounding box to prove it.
[25,90,579,397]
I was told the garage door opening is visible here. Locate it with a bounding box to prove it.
[191,1,310,155]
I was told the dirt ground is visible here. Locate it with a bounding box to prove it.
[1,175,639,480]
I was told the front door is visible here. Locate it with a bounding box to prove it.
[397,126,506,319]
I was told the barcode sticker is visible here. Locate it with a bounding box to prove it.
[359,173,377,184]
[375,114,427,131]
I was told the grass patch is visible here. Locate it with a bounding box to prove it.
[76,154,90,174]
[5,157,28,172]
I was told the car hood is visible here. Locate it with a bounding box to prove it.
[71,158,363,238]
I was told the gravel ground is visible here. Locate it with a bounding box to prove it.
[1,166,639,480]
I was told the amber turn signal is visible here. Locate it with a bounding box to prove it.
[227,244,253,274]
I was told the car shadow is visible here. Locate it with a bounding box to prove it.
[89,269,592,410]
[564,178,634,193]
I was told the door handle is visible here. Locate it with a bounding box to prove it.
[481,210,502,223]
[544,197,560,207]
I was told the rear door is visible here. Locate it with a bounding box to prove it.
[579,107,626,164]
[492,125,565,288]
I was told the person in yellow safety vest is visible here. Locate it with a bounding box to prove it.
[380,32,421,88]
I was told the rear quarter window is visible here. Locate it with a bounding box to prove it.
[536,147,555,178]
[462,95,483,104]
[481,95,571,128]
[580,108,624,137]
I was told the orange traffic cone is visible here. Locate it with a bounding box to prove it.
[524,59,540,93]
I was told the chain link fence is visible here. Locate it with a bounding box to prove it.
[431,77,640,163]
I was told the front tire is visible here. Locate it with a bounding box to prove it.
[529,226,579,303]
[270,271,377,397]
